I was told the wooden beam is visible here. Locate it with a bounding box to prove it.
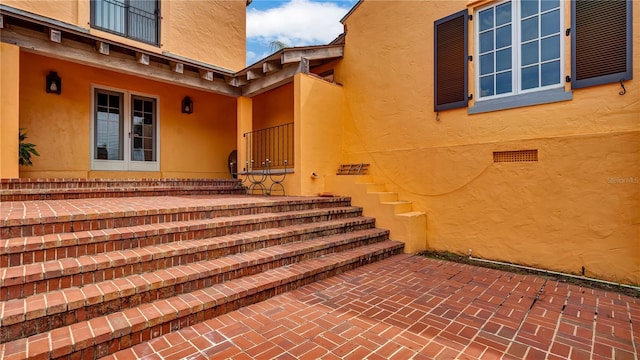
[281,46,343,64]
[262,61,281,73]
[1,27,240,96]
[0,14,4,29]
[226,76,248,87]
[242,62,305,97]
[96,41,109,55]
[170,61,183,74]
[246,68,264,80]
[199,69,213,81]
[136,52,149,65]
[300,57,309,74]
[49,29,61,43]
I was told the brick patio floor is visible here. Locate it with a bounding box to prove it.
[103,254,639,360]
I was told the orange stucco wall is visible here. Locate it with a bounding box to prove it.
[3,0,246,71]
[163,1,246,71]
[294,74,345,196]
[252,83,294,130]
[333,1,640,283]
[0,43,21,178]
[18,52,237,179]
[3,1,79,25]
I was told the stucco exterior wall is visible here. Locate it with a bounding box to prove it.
[3,1,79,25]
[18,52,237,179]
[294,74,346,196]
[2,0,246,70]
[252,83,294,130]
[336,1,640,283]
[0,43,20,178]
[163,1,246,71]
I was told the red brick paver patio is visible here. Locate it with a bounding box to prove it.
[104,254,639,360]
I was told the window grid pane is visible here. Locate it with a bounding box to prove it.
[496,71,513,94]
[478,2,513,98]
[131,97,156,162]
[95,91,123,161]
[476,0,563,100]
[519,0,561,92]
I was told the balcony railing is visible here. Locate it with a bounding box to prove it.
[240,123,293,195]
[243,122,294,172]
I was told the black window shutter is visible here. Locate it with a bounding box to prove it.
[572,0,633,88]
[434,10,468,111]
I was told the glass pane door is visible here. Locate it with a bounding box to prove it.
[95,91,124,160]
[131,96,156,162]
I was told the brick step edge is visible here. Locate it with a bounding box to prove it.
[0,228,390,342]
[1,197,353,238]
[0,241,405,360]
[1,203,358,264]
[0,215,378,302]
[0,187,248,201]
[1,207,366,300]
[1,205,362,267]
[0,179,243,190]
[1,186,244,194]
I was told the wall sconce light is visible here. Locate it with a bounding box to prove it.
[181,96,193,114]
[46,71,61,95]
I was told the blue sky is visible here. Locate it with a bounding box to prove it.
[246,0,358,65]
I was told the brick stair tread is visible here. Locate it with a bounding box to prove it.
[0,216,379,290]
[0,196,351,227]
[0,242,404,359]
[0,207,366,285]
[0,227,390,329]
[0,178,242,189]
[1,185,242,194]
[0,179,248,201]
[0,206,362,260]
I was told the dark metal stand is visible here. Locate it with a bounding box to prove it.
[246,160,267,195]
[268,159,287,196]
[232,159,288,196]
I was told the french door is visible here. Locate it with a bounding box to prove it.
[91,87,159,171]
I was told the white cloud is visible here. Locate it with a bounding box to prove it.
[246,49,270,64]
[247,0,351,48]
[246,50,257,63]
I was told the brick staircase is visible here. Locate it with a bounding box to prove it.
[0,178,246,201]
[0,179,403,359]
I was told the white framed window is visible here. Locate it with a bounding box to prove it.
[475,0,564,100]
[91,86,160,171]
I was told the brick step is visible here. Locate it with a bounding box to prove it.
[1,228,391,343]
[0,207,366,299]
[1,196,352,239]
[0,242,404,359]
[0,178,243,190]
[0,214,375,300]
[1,214,374,267]
[0,202,358,266]
[1,186,248,202]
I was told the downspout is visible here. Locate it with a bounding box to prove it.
[467,252,640,292]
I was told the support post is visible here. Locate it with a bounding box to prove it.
[237,96,253,179]
[0,43,20,178]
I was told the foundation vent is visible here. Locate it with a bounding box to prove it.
[493,149,538,163]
